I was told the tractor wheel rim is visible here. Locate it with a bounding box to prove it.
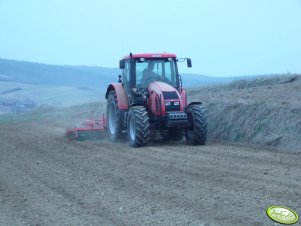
[108,103,116,134]
[129,115,136,141]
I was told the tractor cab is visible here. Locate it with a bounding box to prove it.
[136,58,176,89]
[119,53,191,92]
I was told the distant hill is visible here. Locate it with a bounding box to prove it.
[181,73,235,87]
[0,58,119,89]
[0,58,235,89]
[0,58,241,114]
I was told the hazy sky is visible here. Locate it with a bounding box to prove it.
[0,0,301,76]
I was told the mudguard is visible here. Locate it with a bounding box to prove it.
[105,83,129,110]
[185,101,203,112]
[187,101,203,106]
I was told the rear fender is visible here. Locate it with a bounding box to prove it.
[105,83,129,110]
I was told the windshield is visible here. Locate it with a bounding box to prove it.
[135,58,177,88]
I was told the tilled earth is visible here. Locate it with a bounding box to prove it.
[0,120,300,226]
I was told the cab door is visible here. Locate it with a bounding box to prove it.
[122,60,131,96]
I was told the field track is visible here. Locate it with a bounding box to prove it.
[0,120,300,225]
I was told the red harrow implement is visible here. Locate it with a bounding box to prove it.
[66,114,107,141]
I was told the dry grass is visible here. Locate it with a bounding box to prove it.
[187,74,301,152]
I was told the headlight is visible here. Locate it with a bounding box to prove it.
[165,101,171,106]
[174,101,180,106]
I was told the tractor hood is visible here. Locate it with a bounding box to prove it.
[148,81,180,94]
[147,81,184,115]
[148,81,178,93]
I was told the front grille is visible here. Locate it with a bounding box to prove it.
[162,91,178,100]
[163,91,180,112]
[166,104,180,112]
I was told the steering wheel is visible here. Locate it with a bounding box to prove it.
[141,75,157,87]
[159,77,170,84]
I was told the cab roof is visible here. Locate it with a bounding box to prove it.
[123,53,177,59]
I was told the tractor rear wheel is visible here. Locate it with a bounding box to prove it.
[127,106,150,147]
[185,104,208,145]
[106,90,125,141]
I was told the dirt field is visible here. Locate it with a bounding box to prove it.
[0,114,300,226]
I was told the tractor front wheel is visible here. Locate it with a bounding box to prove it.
[127,106,150,147]
[185,104,208,145]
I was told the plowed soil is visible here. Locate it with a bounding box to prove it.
[0,118,300,226]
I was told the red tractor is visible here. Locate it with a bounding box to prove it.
[105,53,207,147]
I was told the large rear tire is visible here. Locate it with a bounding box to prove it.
[185,104,208,145]
[106,90,125,141]
[127,106,150,147]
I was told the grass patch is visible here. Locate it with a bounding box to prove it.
[187,74,301,152]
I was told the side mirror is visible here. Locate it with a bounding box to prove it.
[119,59,125,69]
[187,58,192,68]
